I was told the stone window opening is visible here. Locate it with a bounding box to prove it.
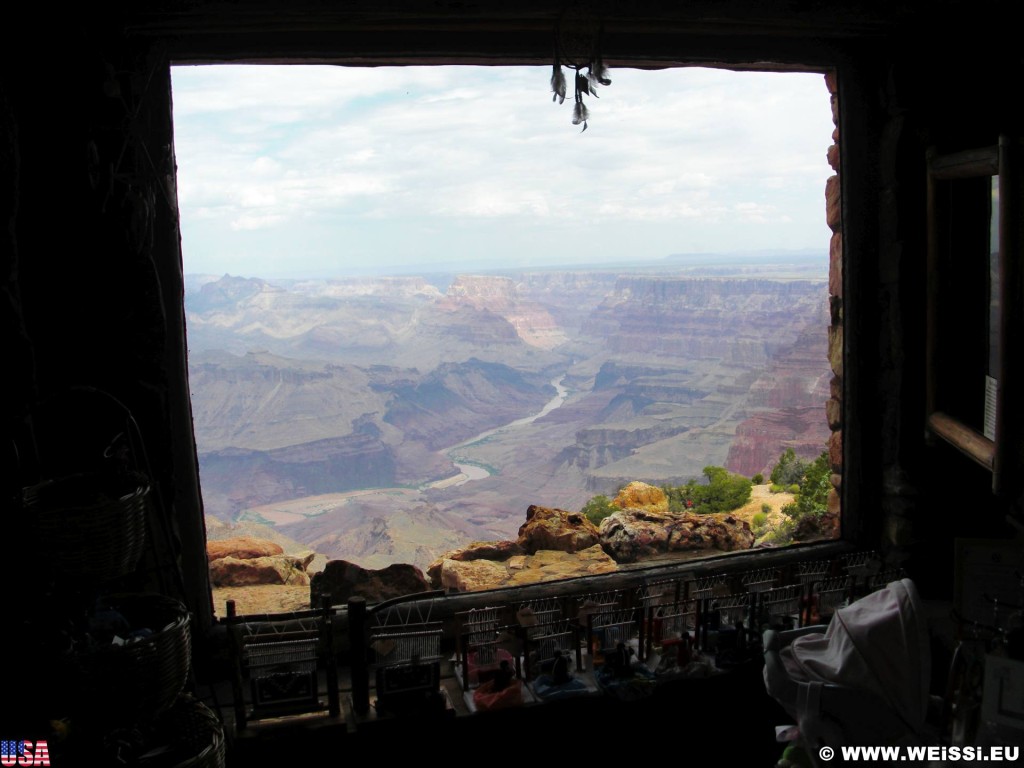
[169,62,846,616]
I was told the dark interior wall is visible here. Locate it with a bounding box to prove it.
[1,30,210,623]
[867,42,1024,599]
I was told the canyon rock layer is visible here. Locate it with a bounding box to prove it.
[186,259,831,572]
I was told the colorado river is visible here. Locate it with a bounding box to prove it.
[426,374,569,488]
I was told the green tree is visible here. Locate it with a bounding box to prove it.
[770,448,808,487]
[581,494,617,526]
[662,483,684,512]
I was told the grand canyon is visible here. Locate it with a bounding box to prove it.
[186,254,831,572]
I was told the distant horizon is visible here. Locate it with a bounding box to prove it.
[171,65,834,280]
[183,246,829,283]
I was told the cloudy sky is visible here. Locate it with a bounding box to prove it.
[170,64,835,279]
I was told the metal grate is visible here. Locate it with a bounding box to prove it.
[741,568,780,594]
[590,608,636,650]
[370,625,444,665]
[524,619,578,680]
[691,574,731,600]
[867,566,906,591]
[814,575,853,615]
[761,585,803,620]
[635,579,680,608]
[709,593,749,626]
[247,638,319,677]
[652,600,697,640]
[796,560,832,584]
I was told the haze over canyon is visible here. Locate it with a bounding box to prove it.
[185,254,831,571]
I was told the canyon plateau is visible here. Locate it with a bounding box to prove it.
[186,257,832,573]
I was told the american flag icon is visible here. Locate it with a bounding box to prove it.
[0,741,24,760]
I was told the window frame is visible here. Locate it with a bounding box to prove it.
[925,136,1024,495]
[161,46,858,624]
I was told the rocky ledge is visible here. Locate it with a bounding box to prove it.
[423,482,754,592]
[208,482,758,610]
[207,536,315,587]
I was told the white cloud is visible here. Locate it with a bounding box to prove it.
[172,65,834,275]
[230,212,286,231]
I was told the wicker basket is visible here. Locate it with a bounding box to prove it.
[74,593,192,727]
[24,471,150,583]
[141,694,226,768]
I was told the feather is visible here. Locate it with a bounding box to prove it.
[572,101,590,126]
[551,65,566,104]
[588,67,608,95]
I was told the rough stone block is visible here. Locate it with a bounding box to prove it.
[828,324,844,378]
[826,174,841,231]
[829,429,843,471]
[826,396,842,429]
[827,487,841,517]
[825,70,838,95]
[829,232,843,298]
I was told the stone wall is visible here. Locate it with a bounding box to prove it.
[825,71,843,533]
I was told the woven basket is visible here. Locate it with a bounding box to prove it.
[24,471,150,583]
[74,593,192,727]
[141,694,226,768]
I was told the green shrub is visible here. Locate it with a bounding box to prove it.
[761,502,772,515]
[752,473,764,485]
[762,450,832,546]
[664,465,752,514]
[770,483,784,493]
[781,451,832,540]
[751,512,768,529]
[764,517,797,546]
[581,494,617,526]
[788,483,801,494]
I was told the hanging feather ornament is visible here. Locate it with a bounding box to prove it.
[590,56,612,88]
[551,61,567,104]
[550,2,610,132]
[572,100,590,130]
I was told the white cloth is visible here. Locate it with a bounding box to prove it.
[766,578,933,756]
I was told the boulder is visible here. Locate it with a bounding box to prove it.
[207,536,283,561]
[299,550,329,575]
[429,545,618,592]
[432,558,512,592]
[310,560,429,606]
[425,540,523,585]
[209,554,311,586]
[612,481,668,512]
[599,508,754,563]
[517,505,600,554]
[440,540,524,563]
[505,545,617,586]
